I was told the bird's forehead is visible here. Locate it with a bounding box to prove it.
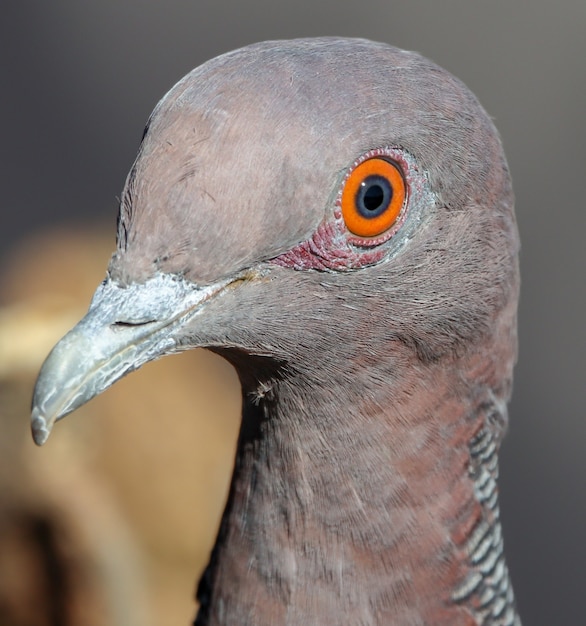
[114,46,362,284]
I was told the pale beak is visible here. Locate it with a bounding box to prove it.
[30,273,228,445]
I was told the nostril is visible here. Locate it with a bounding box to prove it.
[112,319,157,329]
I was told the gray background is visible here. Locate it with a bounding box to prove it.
[2,1,584,624]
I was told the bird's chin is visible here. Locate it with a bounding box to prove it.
[30,272,233,446]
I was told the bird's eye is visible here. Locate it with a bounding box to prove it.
[341,157,406,238]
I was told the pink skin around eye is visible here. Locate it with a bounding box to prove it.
[271,147,425,271]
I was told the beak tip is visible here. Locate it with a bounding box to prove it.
[31,413,51,446]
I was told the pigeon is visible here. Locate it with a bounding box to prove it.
[31,38,520,625]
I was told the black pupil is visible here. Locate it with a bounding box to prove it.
[356,175,393,219]
[363,184,385,211]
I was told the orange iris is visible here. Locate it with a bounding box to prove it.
[341,157,406,238]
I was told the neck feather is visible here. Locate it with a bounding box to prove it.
[195,350,519,626]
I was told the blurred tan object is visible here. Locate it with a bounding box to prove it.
[0,227,241,625]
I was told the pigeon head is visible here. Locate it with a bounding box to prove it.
[31,38,520,625]
[103,37,515,370]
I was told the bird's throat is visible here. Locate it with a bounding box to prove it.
[195,359,519,625]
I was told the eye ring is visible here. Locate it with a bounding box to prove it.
[341,157,406,238]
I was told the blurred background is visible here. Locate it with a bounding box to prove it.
[1,1,584,624]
